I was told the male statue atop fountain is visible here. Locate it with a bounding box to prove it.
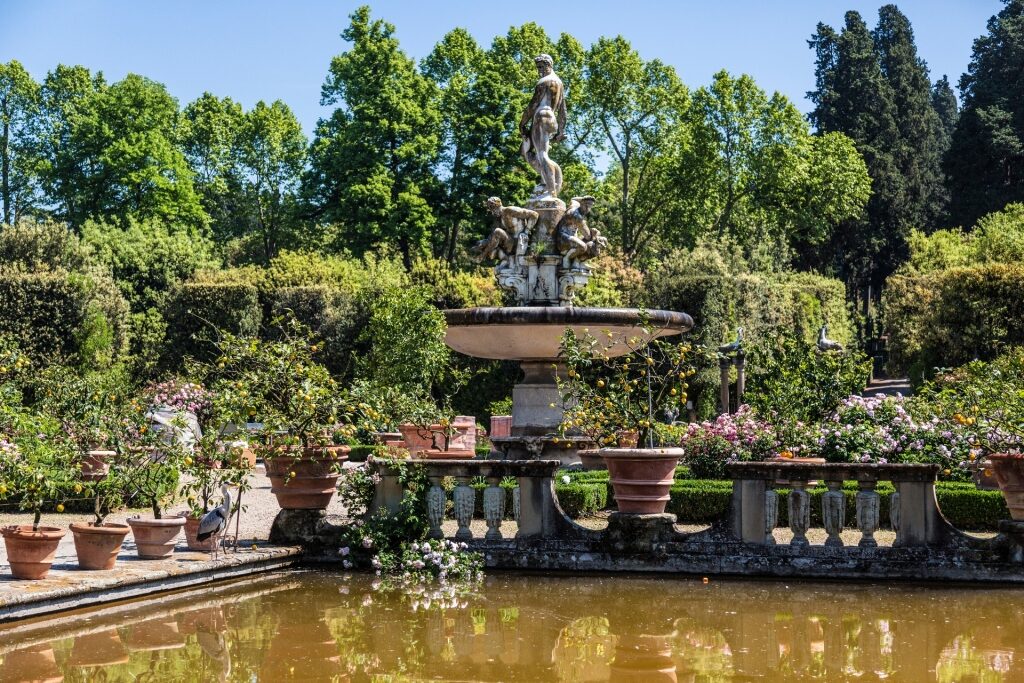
[520,54,567,199]
[473,197,539,271]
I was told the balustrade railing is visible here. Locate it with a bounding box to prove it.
[725,462,958,548]
[369,458,589,542]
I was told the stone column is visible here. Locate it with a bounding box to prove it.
[735,351,746,405]
[764,489,778,545]
[788,482,811,548]
[483,476,506,541]
[453,476,475,541]
[719,356,732,415]
[822,480,846,548]
[856,481,880,548]
[426,476,446,539]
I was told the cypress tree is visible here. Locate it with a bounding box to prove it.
[873,5,948,229]
[946,0,1024,227]
[931,75,959,144]
[808,11,905,289]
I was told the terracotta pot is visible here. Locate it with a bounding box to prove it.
[490,415,513,439]
[578,449,606,471]
[989,454,1024,520]
[266,446,348,509]
[415,448,476,460]
[600,448,684,514]
[80,449,113,481]
[399,417,476,456]
[2,644,62,683]
[1,525,65,580]
[181,514,219,551]
[70,522,130,570]
[126,516,185,559]
[68,629,129,667]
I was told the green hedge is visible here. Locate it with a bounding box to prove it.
[556,482,608,517]
[884,263,1024,378]
[644,270,853,416]
[268,286,360,377]
[162,282,261,369]
[0,270,129,367]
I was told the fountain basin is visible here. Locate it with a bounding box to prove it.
[444,307,693,464]
[445,307,693,360]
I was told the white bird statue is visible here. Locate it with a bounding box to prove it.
[817,325,844,352]
[197,485,231,560]
[719,327,744,354]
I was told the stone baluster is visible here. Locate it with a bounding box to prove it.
[764,489,778,545]
[856,480,880,548]
[512,486,521,523]
[426,476,446,539]
[788,481,811,548]
[889,491,901,536]
[822,480,846,548]
[453,476,475,541]
[483,476,506,540]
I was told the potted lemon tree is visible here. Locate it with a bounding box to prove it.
[558,327,696,514]
[204,318,359,510]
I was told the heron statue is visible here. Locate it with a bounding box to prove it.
[719,327,744,354]
[197,485,232,560]
[816,324,844,353]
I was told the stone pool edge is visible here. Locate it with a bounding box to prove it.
[0,546,301,623]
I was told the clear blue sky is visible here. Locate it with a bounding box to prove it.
[0,1,1004,136]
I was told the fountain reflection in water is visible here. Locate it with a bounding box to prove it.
[0,572,1022,682]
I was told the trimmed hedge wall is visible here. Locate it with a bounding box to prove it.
[884,263,1024,378]
[0,270,129,365]
[162,282,261,369]
[644,271,853,416]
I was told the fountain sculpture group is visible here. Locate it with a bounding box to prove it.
[446,54,691,464]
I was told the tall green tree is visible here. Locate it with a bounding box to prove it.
[582,36,687,260]
[180,92,245,240]
[304,6,439,268]
[931,75,959,146]
[946,0,1024,227]
[34,69,205,231]
[873,4,948,227]
[235,100,307,261]
[808,12,905,288]
[679,70,870,257]
[0,60,40,226]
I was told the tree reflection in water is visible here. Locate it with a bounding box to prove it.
[0,572,1020,681]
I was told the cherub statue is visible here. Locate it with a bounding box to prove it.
[473,197,539,271]
[555,196,606,270]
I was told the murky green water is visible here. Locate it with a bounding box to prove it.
[0,571,1019,682]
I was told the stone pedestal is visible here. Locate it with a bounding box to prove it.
[511,360,564,435]
[602,512,677,554]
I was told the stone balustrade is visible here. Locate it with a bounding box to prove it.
[369,458,591,542]
[726,461,956,548]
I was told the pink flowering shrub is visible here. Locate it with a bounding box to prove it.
[808,395,974,478]
[142,378,211,420]
[681,405,780,479]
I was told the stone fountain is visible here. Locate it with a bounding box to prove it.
[443,53,693,465]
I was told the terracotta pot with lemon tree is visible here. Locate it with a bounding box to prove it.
[917,350,1024,517]
[117,406,188,559]
[203,317,359,511]
[69,459,131,570]
[0,412,78,579]
[558,327,699,515]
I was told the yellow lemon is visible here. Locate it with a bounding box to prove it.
[56,504,65,513]
[184,457,193,466]
[73,484,82,494]
[289,471,297,478]
[596,380,605,388]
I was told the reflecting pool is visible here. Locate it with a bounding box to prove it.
[0,571,1020,681]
